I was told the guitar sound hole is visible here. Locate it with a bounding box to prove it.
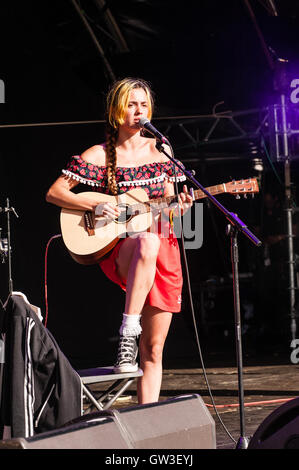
[115,204,134,224]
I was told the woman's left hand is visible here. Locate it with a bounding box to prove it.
[178,185,193,216]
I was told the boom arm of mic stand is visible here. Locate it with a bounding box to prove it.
[156,141,262,247]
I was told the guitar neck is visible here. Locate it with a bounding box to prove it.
[147,183,225,210]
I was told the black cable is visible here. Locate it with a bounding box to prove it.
[260,132,283,187]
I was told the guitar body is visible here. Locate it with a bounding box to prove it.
[60,178,259,265]
[60,188,152,265]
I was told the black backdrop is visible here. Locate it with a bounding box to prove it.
[1,1,299,368]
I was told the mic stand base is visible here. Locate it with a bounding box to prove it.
[236,436,250,449]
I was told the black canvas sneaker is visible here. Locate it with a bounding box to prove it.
[113,335,139,373]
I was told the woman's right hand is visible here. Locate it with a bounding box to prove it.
[95,202,121,220]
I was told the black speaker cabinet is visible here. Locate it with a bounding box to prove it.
[248,397,299,449]
[0,394,216,449]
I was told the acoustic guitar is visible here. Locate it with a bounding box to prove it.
[60,178,259,265]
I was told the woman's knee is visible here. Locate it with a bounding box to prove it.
[139,338,164,364]
[116,233,160,281]
[135,233,160,261]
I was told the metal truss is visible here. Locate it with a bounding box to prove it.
[155,107,270,155]
[153,104,299,163]
[69,0,130,82]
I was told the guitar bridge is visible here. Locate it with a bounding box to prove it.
[84,211,95,236]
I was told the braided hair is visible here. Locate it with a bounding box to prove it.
[105,123,119,196]
[105,78,154,195]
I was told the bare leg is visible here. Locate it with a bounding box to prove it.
[137,306,173,404]
[116,233,160,315]
[114,233,171,381]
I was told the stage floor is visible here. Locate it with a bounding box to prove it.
[85,348,299,450]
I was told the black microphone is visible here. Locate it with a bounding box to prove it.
[138,118,168,143]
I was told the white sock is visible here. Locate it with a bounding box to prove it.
[119,313,142,337]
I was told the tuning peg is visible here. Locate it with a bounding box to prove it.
[235,195,241,199]
[243,194,247,199]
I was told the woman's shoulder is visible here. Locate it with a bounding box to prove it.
[80,144,106,167]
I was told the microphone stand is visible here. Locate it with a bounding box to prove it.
[155,139,262,449]
[0,198,19,296]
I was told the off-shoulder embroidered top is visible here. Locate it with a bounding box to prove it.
[62,155,186,198]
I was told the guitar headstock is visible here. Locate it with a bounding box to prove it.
[225,178,259,198]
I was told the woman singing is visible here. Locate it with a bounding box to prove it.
[46,77,193,404]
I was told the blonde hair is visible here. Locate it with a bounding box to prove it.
[105,78,154,195]
[107,77,154,129]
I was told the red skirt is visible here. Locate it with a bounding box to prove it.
[99,230,183,313]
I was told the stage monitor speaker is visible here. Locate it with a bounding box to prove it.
[0,394,216,449]
[115,393,215,449]
[248,397,299,449]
